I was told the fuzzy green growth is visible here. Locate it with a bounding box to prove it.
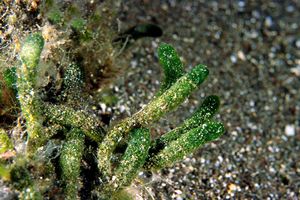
[10,165,32,190]
[70,18,93,42]
[61,64,84,103]
[10,164,42,199]
[147,121,224,170]
[111,190,134,200]
[36,124,65,146]
[70,18,86,32]
[97,54,209,176]
[20,34,44,69]
[17,33,45,154]
[44,103,105,142]
[0,129,13,154]
[103,128,150,195]
[3,67,17,94]
[60,129,85,200]
[157,43,184,95]
[154,95,220,148]
[63,64,83,90]
[47,8,63,24]
[0,164,10,181]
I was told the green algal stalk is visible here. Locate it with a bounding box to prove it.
[133,64,209,125]
[147,121,224,170]
[153,95,220,149]
[3,66,18,95]
[0,129,13,154]
[36,124,65,146]
[59,128,85,200]
[17,33,44,154]
[97,64,209,175]
[43,103,105,142]
[101,128,150,198]
[156,43,183,96]
[61,64,84,103]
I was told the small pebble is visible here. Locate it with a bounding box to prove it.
[284,125,295,136]
[174,189,182,195]
[237,50,246,61]
[230,55,237,63]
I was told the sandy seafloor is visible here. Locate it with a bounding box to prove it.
[108,1,300,199]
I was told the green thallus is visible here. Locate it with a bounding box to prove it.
[7,34,224,199]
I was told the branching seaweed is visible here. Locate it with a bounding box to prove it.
[0,33,225,199]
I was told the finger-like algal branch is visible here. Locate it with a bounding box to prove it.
[153,95,220,150]
[101,128,150,198]
[17,33,44,154]
[135,64,209,125]
[156,43,183,96]
[60,128,85,200]
[97,64,209,176]
[61,64,84,103]
[146,121,224,170]
[40,124,65,144]
[43,103,105,142]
